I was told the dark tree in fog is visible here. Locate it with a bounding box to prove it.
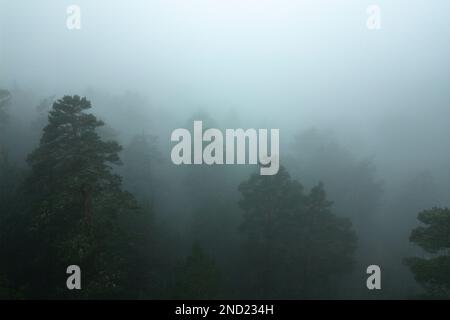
[404,207,450,299]
[289,129,383,226]
[1,95,154,298]
[238,166,357,299]
[288,128,383,298]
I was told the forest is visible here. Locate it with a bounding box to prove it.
[0,0,449,300]
[0,88,448,299]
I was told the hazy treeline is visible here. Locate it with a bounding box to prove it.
[0,86,448,299]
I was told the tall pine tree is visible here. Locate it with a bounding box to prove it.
[238,166,357,299]
[6,95,149,298]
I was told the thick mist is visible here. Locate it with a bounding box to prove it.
[0,0,449,299]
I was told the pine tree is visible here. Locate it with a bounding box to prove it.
[8,95,146,298]
[404,207,450,299]
[238,166,357,298]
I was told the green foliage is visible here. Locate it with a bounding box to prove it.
[238,166,357,299]
[409,208,450,253]
[0,95,153,298]
[2,90,445,300]
[404,207,450,299]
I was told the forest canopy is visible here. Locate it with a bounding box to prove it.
[0,92,448,299]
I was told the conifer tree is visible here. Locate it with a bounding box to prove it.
[238,166,357,298]
[10,95,145,298]
[404,207,450,299]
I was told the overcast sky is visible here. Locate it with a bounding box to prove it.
[0,0,449,182]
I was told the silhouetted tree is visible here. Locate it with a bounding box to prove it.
[1,95,154,298]
[238,166,357,298]
[404,207,450,299]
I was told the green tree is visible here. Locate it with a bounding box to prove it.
[404,207,450,299]
[1,95,151,298]
[238,166,357,299]
[288,129,383,298]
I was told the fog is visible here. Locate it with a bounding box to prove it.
[0,0,449,299]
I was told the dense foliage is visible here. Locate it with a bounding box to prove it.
[404,207,450,299]
[0,90,448,300]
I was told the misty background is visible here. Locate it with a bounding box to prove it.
[0,0,449,299]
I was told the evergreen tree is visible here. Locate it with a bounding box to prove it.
[3,95,150,298]
[404,207,450,299]
[238,166,357,298]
